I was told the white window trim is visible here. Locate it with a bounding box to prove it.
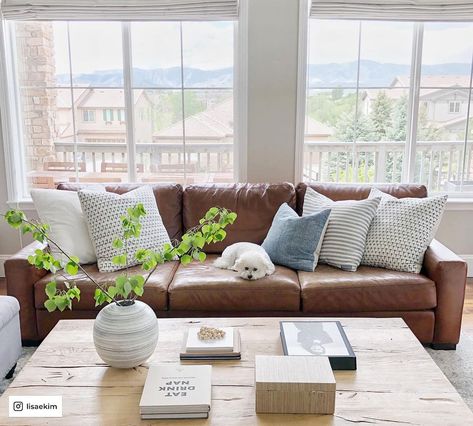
[234,0,248,182]
[1,16,245,205]
[295,17,473,200]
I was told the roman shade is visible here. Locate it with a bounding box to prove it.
[0,0,239,21]
[310,1,473,21]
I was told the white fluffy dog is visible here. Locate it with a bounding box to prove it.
[214,242,275,280]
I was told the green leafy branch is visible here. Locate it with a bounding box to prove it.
[3,205,237,311]
[3,210,115,311]
[93,205,237,305]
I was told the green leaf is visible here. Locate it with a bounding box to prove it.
[44,299,57,313]
[112,238,123,249]
[181,254,192,265]
[215,229,227,241]
[65,262,79,276]
[193,236,206,249]
[45,281,57,299]
[133,285,144,297]
[56,296,68,312]
[112,254,127,266]
[198,252,207,262]
[130,275,145,288]
[124,282,132,297]
[107,286,117,297]
[115,275,127,286]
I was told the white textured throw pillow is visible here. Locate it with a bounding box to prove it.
[31,188,104,264]
[362,187,447,273]
[78,186,171,272]
[303,187,380,271]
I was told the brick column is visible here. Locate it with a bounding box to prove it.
[15,22,58,171]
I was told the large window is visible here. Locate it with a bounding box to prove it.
[303,20,473,194]
[8,19,235,194]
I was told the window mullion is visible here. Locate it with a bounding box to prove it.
[122,22,136,183]
[404,22,423,183]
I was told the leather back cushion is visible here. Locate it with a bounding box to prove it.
[295,183,427,215]
[56,183,183,240]
[183,183,296,253]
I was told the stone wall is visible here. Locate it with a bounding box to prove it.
[15,22,57,172]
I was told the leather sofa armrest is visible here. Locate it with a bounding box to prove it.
[5,241,49,343]
[423,239,467,347]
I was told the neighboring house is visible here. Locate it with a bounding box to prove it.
[56,88,155,144]
[305,116,334,141]
[361,75,472,139]
[154,98,234,144]
[154,97,333,144]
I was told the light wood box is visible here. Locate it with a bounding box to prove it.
[255,355,336,414]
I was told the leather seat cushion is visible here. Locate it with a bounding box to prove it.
[169,255,300,311]
[35,261,179,311]
[300,264,436,313]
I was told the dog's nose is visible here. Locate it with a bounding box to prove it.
[248,274,253,279]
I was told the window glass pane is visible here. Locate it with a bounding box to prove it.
[136,89,185,184]
[184,89,233,182]
[415,88,470,192]
[359,21,413,87]
[308,20,359,88]
[69,22,123,87]
[305,20,411,185]
[182,22,234,88]
[421,23,473,88]
[131,22,181,88]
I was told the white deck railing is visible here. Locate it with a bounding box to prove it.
[304,140,472,192]
[52,140,472,191]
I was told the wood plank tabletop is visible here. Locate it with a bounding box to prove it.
[1,317,472,425]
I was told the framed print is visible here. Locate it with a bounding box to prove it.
[280,321,357,370]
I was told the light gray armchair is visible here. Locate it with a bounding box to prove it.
[0,296,21,379]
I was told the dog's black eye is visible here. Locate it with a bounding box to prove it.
[245,267,249,270]
[253,268,258,271]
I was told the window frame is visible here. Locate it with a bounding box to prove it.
[0,17,246,205]
[295,9,473,199]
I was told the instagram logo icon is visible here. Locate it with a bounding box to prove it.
[12,401,23,411]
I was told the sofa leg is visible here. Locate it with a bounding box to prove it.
[431,343,457,350]
[5,363,17,380]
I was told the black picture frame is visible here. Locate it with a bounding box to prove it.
[280,320,357,370]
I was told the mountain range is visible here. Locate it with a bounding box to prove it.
[56,60,471,88]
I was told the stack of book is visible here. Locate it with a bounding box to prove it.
[180,327,241,360]
[139,364,212,420]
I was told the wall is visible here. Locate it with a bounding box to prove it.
[246,0,299,183]
[1,0,473,276]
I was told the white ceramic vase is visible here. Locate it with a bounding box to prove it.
[93,300,159,369]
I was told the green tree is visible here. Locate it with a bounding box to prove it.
[388,95,408,141]
[370,91,393,141]
[335,111,374,142]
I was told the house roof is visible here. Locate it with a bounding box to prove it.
[155,98,234,140]
[306,116,333,136]
[56,88,149,109]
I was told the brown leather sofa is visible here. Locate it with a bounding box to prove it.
[5,182,467,349]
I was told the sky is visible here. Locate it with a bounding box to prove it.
[309,20,473,66]
[52,21,234,75]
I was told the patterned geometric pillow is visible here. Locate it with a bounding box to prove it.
[362,187,447,273]
[303,187,380,272]
[78,186,172,272]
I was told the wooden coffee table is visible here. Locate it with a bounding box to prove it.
[1,317,472,425]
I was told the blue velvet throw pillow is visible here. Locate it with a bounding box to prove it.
[262,203,331,272]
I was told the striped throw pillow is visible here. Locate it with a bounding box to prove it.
[303,187,380,272]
